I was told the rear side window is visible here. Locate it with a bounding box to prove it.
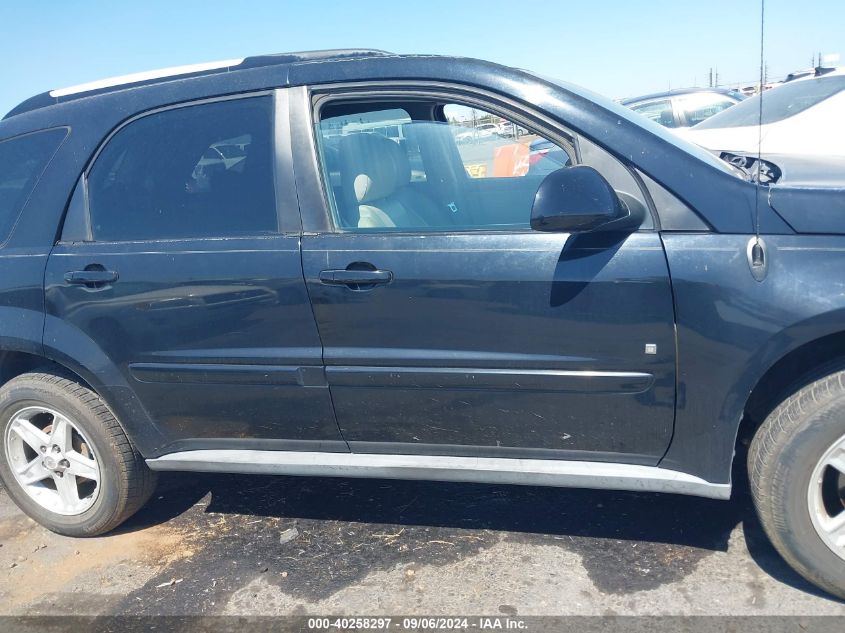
[0,128,68,244]
[88,96,276,241]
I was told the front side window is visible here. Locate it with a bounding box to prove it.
[630,99,677,128]
[318,107,425,188]
[315,99,576,231]
[88,96,276,241]
[677,93,738,126]
[444,104,570,179]
[0,128,67,244]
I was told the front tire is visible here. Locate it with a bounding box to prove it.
[749,370,845,599]
[0,370,157,536]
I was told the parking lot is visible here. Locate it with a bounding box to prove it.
[2,470,844,617]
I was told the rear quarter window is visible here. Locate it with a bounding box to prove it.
[87,96,276,242]
[0,128,68,244]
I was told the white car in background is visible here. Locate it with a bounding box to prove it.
[679,72,845,157]
[454,123,499,144]
[475,123,499,138]
[497,121,529,137]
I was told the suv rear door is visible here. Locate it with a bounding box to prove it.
[44,91,345,453]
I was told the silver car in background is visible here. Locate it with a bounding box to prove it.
[621,88,745,128]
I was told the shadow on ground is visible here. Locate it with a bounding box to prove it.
[106,468,833,613]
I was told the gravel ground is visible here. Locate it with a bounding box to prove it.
[1,471,844,618]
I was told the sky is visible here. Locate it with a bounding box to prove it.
[1,0,843,117]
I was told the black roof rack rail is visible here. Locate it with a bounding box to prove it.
[3,49,394,120]
[240,48,393,68]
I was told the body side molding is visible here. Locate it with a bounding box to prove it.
[128,363,327,386]
[325,366,654,393]
[146,450,730,499]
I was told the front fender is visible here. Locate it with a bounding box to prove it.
[660,233,845,483]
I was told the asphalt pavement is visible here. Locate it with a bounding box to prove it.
[2,468,845,618]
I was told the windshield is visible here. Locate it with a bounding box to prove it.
[696,75,845,129]
[536,74,737,175]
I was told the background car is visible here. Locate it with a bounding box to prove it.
[622,88,745,128]
[497,121,529,138]
[453,127,476,144]
[784,65,840,83]
[453,122,498,144]
[679,71,845,157]
[475,122,499,138]
[527,137,572,174]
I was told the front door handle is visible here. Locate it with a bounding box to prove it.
[319,269,393,286]
[64,270,119,285]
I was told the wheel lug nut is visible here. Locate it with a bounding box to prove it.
[40,446,46,453]
[52,445,60,454]
[59,459,69,468]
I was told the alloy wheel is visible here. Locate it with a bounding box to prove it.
[4,406,100,515]
[808,431,845,561]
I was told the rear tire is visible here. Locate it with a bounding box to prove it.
[749,370,845,599]
[0,369,157,536]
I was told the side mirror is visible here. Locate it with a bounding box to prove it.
[530,166,643,233]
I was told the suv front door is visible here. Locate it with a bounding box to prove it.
[44,91,344,453]
[294,87,677,465]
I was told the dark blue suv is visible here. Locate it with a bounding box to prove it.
[1,50,844,598]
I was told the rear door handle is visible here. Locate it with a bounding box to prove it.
[64,270,119,285]
[319,269,393,286]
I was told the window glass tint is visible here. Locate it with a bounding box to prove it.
[88,97,276,241]
[630,99,676,128]
[696,76,845,129]
[677,93,738,126]
[0,128,67,243]
[315,100,602,232]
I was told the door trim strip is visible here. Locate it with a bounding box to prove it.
[325,366,653,393]
[146,450,730,499]
[129,363,327,386]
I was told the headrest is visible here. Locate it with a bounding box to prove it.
[338,133,411,204]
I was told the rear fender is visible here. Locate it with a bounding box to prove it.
[42,314,165,456]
